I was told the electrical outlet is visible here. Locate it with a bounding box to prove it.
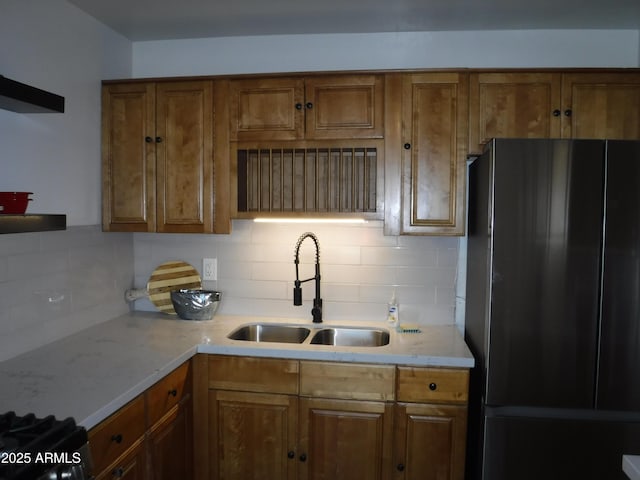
[202,258,217,281]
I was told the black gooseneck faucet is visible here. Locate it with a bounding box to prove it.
[293,232,322,323]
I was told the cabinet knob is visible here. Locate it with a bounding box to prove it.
[111,434,123,444]
[403,143,411,150]
[287,451,295,459]
[295,103,303,110]
[552,109,561,117]
[564,109,572,117]
[113,467,125,478]
[397,463,405,472]
[305,102,313,110]
[429,382,437,391]
[145,136,153,143]
[299,453,307,462]
[155,136,163,143]
[168,388,178,397]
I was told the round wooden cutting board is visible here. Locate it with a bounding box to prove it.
[124,260,202,314]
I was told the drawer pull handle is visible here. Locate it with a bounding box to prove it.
[168,388,178,397]
[288,451,295,459]
[299,453,307,462]
[429,382,437,391]
[111,434,123,444]
[397,463,405,471]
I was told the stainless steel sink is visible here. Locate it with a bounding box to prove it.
[227,323,311,343]
[310,327,390,347]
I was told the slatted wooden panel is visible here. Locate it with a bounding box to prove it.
[237,146,378,213]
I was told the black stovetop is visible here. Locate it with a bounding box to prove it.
[0,411,87,480]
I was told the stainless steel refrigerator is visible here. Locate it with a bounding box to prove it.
[464,139,640,480]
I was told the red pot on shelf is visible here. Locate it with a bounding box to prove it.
[0,192,33,214]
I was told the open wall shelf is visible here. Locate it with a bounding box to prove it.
[0,214,66,234]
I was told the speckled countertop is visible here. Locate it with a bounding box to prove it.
[0,312,474,430]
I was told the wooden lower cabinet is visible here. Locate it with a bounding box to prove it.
[209,390,298,480]
[94,438,147,480]
[298,397,392,480]
[90,361,193,480]
[202,356,469,480]
[148,400,193,480]
[393,403,467,480]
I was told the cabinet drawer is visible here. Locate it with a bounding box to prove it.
[88,395,146,474]
[147,360,191,426]
[397,367,469,404]
[208,355,299,394]
[300,361,395,401]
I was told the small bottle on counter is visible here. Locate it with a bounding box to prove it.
[387,289,399,328]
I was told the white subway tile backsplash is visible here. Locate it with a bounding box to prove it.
[252,262,294,282]
[0,220,462,361]
[437,246,460,267]
[0,226,134,362]
[361,245,438,267]
[133,220,460,326]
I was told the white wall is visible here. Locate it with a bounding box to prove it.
[0,0,132,226]
[132,30,640,77]
[0,1,135,361]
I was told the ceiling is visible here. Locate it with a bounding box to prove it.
[68,0,640,41]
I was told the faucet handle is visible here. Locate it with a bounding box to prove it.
[293,286,303,306]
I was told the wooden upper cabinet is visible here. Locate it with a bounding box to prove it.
[155,81,213,233]
[304,75,384,139]
[468,72,562,155]
[231,77,304,141]
[102,83,156,232]
[469,70,640,154]
[102,80,227,234]
[398,72,469,235]
[230,74,384,141]
[561,72,640,140]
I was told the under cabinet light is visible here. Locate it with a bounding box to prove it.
[253,218,368,224]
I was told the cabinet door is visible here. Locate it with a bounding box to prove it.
[230,77,304,141]
[561,72,640,139]
[401,72,468,235]
[468,72,562,154]
[148,400,193,480]
[102,83,156,232]
[88,395,146,476]
[156,81,214,233]
[305,74,384,139]
[94,437,147,480]
[298,397,393,480]
[209,390,298,480]
[393,403,467,480]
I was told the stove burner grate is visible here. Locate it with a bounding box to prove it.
[0,411,90,480]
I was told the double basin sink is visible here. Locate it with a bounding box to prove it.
[227,323,390,347]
